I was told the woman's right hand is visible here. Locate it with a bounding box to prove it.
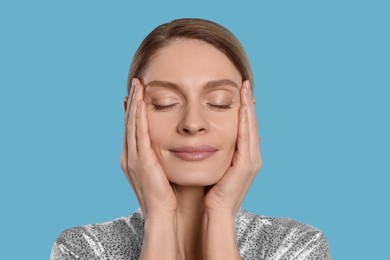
[120,78,177,219]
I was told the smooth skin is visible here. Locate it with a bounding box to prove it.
[120,39,262,260]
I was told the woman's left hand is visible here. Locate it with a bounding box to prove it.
[204,80,263,217]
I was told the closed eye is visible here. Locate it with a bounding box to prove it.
[152,103,232,111]
[152,103,177,111]
[207,104,232,111]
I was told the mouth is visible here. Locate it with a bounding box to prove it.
[169,145,218,161]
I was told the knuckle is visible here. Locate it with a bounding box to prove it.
[119,159,127,171]
[255,160,263,171]
[248,156,262,173]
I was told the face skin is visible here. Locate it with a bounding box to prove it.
[141,39,243,186]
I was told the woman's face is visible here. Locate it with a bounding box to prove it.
[142,39,242,186]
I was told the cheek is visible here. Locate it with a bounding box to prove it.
[212,112,239,147]
[227,120,239,148]
[147,115,161,147]
[146,112,174,147]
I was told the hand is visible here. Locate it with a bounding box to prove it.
[119,78,177,219]
[204,80,262,217]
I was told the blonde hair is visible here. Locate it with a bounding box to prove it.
[127,18,254,94]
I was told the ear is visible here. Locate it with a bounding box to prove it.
[124,99,128,112]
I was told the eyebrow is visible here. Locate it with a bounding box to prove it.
[144,79,239,90]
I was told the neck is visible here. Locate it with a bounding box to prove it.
[173,184,207,260]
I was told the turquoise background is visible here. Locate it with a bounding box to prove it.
[1,0,389,259]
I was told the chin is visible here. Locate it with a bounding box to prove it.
[164,164,228,187]
[168,174,220,187]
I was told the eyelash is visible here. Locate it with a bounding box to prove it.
[207,104,232,110]
[152,104,177,111]
[152,103,232,111]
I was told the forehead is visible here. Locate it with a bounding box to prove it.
[142,39,242,90]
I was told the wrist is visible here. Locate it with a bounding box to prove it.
[203,210,236,231]
[144,210,176,221]
[204,208,236,220]
[141,213,178,259]
[144,212,177,232]
[202,210,240,259]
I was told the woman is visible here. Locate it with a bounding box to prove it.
[51,18,331,260]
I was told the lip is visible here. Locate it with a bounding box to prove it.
[169,145,218,161]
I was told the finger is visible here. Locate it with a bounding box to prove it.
[244,81,261,149]
[237,82,250,156]
[124,79,137,131]
[120,78,137,177]
[245,81,258,131]
[136,100,153,155]
[121,78,137,165]
[133,79,153,155]
[127,78,140,157]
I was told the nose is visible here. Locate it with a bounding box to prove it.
[177,104,209,135]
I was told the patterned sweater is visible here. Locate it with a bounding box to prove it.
[50,208,331,259]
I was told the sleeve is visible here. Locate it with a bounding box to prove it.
[50,232,79,260]
[264,222,331,260]
[49,227,102,260]
[293,231,331,260]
